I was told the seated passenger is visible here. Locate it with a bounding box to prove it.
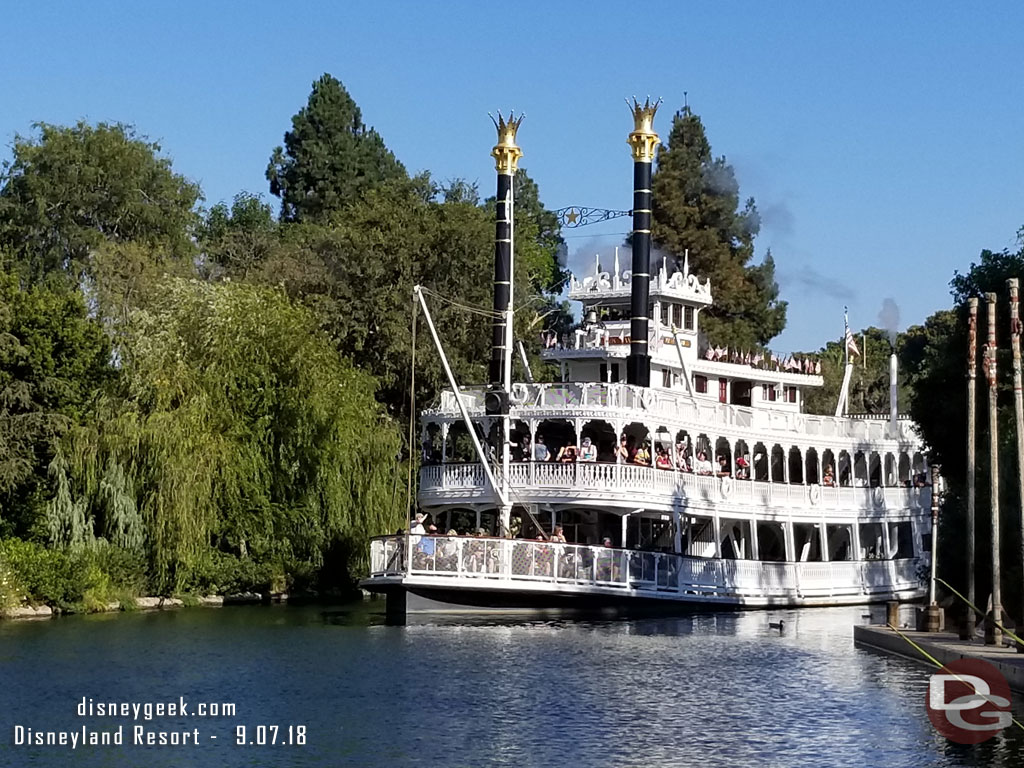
[735,454,750,480]
[550,525,567,543]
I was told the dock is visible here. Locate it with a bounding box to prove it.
[854,625,1024,694]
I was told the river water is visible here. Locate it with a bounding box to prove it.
[0,602,1021,767]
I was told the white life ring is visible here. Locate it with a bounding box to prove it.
[510,383,529,405]
[720,476,734,498]
[873,486,885,507]
[641,389,654,410]
[809,483,822,505]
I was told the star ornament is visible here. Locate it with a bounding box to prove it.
[567,209,580,225]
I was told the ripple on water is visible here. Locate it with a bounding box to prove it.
[0,604,1022,768]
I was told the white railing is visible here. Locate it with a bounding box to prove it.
[419,462,930,514]
[367,536,924,600]
[431,382,918,443]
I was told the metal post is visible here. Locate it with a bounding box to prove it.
[985,292,1003,646]
[966,297,978,639]
[929,464,939,605]
[1009,278,1024,646]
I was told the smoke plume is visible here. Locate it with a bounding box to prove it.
[878,298,900,345]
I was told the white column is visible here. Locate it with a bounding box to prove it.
[750,516,761,560]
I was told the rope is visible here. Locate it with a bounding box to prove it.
[885,622,1024,733]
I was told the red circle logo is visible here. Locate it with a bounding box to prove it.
[926,658,1013,744]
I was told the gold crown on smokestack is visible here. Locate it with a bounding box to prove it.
[490,111,524,174]
[627,96,662,162]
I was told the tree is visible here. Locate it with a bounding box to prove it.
[198,192,278,278]
[651,107,787,349]
[0,121,201,284]
[266,74,406,222]
[903,245,1024,620]
[49,278,403,593]
[802,327,914,416]
[0,263,111,536]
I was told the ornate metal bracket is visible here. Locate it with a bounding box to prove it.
[554,206,632,228]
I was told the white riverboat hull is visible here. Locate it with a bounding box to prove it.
[362,535,926,621]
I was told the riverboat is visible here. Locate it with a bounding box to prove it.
[362,102,931,619]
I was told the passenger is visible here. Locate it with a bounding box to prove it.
[823,464,836,487]
[579,437,598,462]
[735,454,750,480]
[557,444,579,463]
[602,537,613,548]
[617,435,630,463]
[533,436,551,462]
[716,456,730,477]
[655,446,672,469]
[410,513,427,535]
[550,526,567,543]
[633,441,651,466]
[694,451,714,475]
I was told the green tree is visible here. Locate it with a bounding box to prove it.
[198,192,278,278]
[266,74,406,222]
[0,121,201,284]
[50,278,403,593]
[651,107,787,349]
[802,327,913,416]
[0,263,111,536]
[903,245,1024,621]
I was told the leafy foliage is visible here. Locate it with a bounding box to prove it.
[0,122,201,284]
[0,265,111,536]
[50,278,403,594]
[651,107,787,348]
[266,74,407,222]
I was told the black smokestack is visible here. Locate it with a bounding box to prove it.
[489,112,523,385]
[490,171,512,384]
[625,98,661,388]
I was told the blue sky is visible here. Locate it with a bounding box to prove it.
[4,1,1022,352]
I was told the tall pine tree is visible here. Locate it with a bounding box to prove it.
[652,107,786,349]
[266,74,407,222]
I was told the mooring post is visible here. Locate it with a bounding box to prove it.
[985,293,1003,646]
[1008,278,1024,650]
[926,464,943,632]
[964,297,978,640]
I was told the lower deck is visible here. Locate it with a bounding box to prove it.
[364,535,926,618]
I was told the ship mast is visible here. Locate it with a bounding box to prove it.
[490,112,523,536]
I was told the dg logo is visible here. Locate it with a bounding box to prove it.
[926,658,1014,744]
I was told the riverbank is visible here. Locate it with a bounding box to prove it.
[0,592,277,621]
[854,624,1024,693]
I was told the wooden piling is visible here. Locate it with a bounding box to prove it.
[985,292,1003,646]
[966,297,978,638]
[1009,278,1024,644]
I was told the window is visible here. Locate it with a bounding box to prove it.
[660,303,671,326]
[763,384,777,402]
[719,379,728,404]
[684,306,694,330]
[662,369,672,388]
[694,375,708,394]
[672,303,682,329]
[785,386,797,403]
[611,364,621,383]
[600,363,608,382]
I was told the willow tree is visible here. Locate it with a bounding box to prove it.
[51,278,403,593]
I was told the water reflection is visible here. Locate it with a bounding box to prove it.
[0,603,1020,767]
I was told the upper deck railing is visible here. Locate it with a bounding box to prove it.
[428,382,918,444]
[367,535,924,601]
[418,462,930,515]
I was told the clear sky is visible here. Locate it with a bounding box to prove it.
[4,1,1022,352]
